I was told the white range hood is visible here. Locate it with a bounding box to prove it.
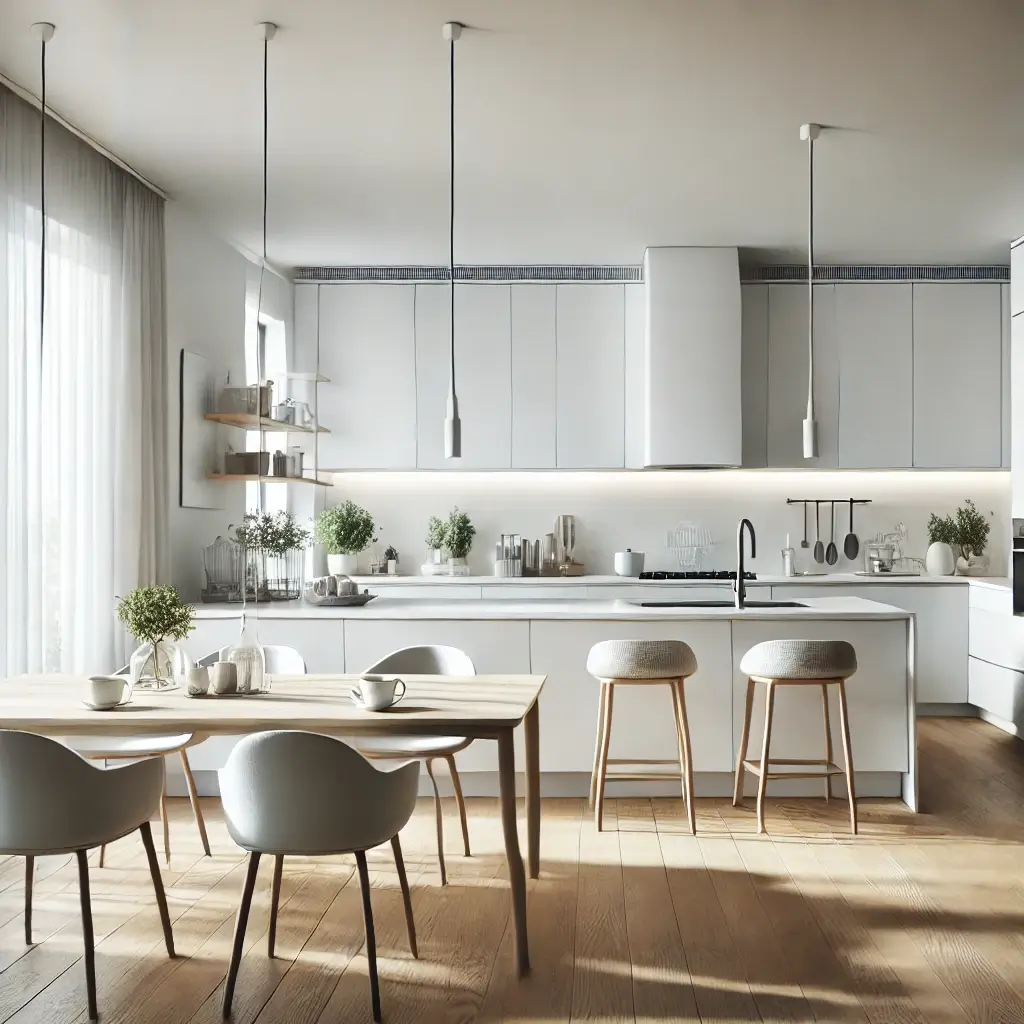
[644,246,742,468]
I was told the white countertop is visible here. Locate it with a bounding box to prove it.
[194,595,911,621]
[351,572,981,587]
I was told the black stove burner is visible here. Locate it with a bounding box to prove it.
[638,570,757,581]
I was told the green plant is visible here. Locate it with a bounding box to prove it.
[315,501,376,554]
[117,585,195,665]
[425,515,447,551]
[445,507,476,559]
[926,513,956,546]
[233,511,310,556]
[383,545,399,562]
[953,499,991,559]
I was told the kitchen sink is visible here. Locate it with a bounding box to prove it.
[636,600,806,609]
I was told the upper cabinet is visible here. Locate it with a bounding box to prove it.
[767,283,839,468]
[1011,242,1024,317]
[740,284,768,467]
[510,286,556,469]
[317,284,417,470]
[836,283,913,469]
[555,284,625,468]
[913,283,1002,469]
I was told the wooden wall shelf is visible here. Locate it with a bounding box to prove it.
[206,474,331,488]
[203,412,329,435]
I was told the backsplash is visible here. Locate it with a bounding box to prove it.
[321,471,1011,578]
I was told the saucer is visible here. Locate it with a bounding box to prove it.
[81,700,127,712]
[349,688,400,712]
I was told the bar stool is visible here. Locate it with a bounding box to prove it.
[586,639,698,833]
[733,639,858,835]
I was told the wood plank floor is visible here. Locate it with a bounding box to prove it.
[4,717,1024,1022]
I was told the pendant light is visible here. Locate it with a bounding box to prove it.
[800,122,821,460]
[443,21,463,459]
[31,22,54,366]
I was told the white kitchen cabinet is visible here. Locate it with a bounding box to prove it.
[555,284,625,468]
[770,584,968,703]
[624,283,646,469]
[836,283,913,468]
[316,285,417,469]
[415,285,512,469]
[530,619,734,773]
[767,284,839,468]
[969,657,1024,730]
[584,585,729,603]
[1002,285,1011,468]
[741,284,769,467]
[732,619,909,772]
[1011,241,1024,317]
[912,283,1002,468]
[510,286,556,468]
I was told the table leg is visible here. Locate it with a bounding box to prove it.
[524,701,541,879]
[497,728,530,976]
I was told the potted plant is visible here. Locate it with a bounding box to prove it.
[234,511,310,599]
[445,507,476,576]
[423,515,448,575]
[383,545,399,575]
[315,501,375,575]
[925,512,957,576]
[117,585,196,690]
[953,499,992,574]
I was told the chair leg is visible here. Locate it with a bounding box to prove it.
[424,759,447,885]
[268,854,284,958]
[140,822,176,958]
[594,682,615,832]
[444,754,471,857]
[821,682,834,802]
[98,844,106,869]
[837,681,858,835]
[589,681,609,809]
[223,852,261,1018]
[756,682,777,835]
[670,680,697,835]
[24,856,33,945]
[355,850,382,1024]
[76,850,98,1022]
[179,749,211,856]
[733,678,755,807]
[160,774,171,865]
[390,835,418,958]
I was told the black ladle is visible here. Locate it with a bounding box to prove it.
[825,502,839,565]
[844,499,860,560]
[813,502,825,564]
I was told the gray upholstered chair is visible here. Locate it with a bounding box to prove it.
[349,645,475,885]
[219,732,419,1023]
[0,731,175,1021]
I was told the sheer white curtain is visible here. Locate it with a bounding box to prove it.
[0,86,168,676]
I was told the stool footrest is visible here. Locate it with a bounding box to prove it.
[742,758,844,780]
[604,771,683,783]
[605,758,680,766]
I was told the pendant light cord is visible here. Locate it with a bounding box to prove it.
[806,132,814,419]
[448,36,456,390]
[39,35,47,369]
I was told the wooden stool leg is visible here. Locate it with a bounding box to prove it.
[424,758,447,885]
[268,854,284,957]
[756,682,776,835]
[589,682,609,810]
[444,754,472,857]
[223,852,260,1018]
[160,773,170,865]
[670,680,696,835]
[391,834,418,958]
[594,683,615,832]
[733,678,755,807]
[837,680,858,835]
[821,683,834,802]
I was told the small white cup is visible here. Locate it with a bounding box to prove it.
[186,666,210,697]
[86,675,132,709]
[209,662,237,695]
[356,675,407,711]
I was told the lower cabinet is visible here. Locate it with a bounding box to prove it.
[969,657,1024,731]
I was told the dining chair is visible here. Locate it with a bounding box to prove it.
[219,731,419,1023]
[0,731,175,1022]
[350,645,474,886]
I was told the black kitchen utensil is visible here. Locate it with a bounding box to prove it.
[801,502,809,548]
[844,499,860,561]
[813,502,825,564]
[826,502,839,565]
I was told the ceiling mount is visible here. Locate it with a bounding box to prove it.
[799,122,821,142]
[30,22,55,43]
[257,21,277,42]
[442,22,463,42]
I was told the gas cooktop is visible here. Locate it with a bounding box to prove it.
[638,571,757,581]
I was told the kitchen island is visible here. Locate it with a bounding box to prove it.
[187,595,917,809]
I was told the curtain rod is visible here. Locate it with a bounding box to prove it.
[0,71,170,200]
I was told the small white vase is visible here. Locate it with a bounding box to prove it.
[925,541,955,576]
[328,553,358,575]
[387,559,397,575]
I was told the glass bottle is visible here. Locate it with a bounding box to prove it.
[225,611,267,694]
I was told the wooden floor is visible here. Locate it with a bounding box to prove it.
[3,717,1024,1022]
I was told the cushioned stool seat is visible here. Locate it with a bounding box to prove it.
[586,639,698,834]
[734,639,859,835]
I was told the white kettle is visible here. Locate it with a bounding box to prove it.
[614,549,645,577]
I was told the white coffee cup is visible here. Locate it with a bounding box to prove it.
[86,675,132,709]
[186,666,210,697]
[355,675,406,711]
[209,662,237,695]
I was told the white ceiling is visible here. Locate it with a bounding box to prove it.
[0,0,1022,269]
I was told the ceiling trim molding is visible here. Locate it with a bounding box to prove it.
[743,264,1010,283]
[294,265,643,283]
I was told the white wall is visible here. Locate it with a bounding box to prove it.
[325,470,1011,578]
[165,203,295,599]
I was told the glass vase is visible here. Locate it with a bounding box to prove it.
[225,611,269,694]
[129,640,191,691]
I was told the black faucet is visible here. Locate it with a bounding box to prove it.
[735,519,756,609]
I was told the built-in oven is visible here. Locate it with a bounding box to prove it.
[1013,519,1024,614]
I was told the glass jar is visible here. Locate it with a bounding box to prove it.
[130,640,191,691]
[225,611,268,694]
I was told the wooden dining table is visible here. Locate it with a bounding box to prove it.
[0,672,545,976]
